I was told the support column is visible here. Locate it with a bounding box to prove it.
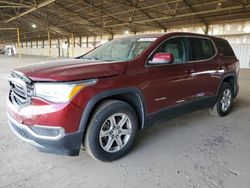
[86,36,89,48]
[93,35,96,47]
[204,24,209,35]
[109,33,113,41]
[79,36,82,48]
[16,28,21,58]
[48,30,51,57]
[71,33,75,58]
[67,37,69,57]
[58,38,60,57]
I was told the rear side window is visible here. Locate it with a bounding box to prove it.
[215,39,235,57]
[189,37,215,61]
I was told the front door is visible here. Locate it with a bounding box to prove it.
[144,37,197,114]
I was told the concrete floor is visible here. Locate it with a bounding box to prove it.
[0,54,250,188]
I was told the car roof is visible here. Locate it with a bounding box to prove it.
[118,33,164,39]
[117,32,224,40]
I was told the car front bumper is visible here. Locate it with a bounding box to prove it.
[8,114,83,156]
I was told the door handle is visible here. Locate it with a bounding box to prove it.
[190,69,196,77]
[185,69,195,74]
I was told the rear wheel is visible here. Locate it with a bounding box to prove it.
[209,82,233,117]
[84,100,138,161]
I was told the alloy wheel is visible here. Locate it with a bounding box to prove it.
[220,89,232,112]
[99,113,132,153]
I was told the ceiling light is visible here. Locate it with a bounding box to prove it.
[32,24,37,28]
[217,2,222,9]
[124,30,129,34]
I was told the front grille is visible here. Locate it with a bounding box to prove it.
[8,71,33,107]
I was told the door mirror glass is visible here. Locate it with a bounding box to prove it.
[148,53,174,64]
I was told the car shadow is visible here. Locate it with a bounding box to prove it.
[132,109,209,150]
[131,96,249,153]
[231,97,250,111]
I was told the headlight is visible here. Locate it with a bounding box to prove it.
[34,79,97,103]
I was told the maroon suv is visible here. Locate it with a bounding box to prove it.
[7,32,239,161]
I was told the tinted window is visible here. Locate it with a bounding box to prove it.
[189,38,215,61]
[149,37,188,64]
[215,39,235,57]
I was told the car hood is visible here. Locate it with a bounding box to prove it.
[15,59,127,82]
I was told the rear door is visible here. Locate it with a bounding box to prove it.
[187,37,222,98]
[144,37,197,113]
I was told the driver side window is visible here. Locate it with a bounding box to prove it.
[149,37,188,64]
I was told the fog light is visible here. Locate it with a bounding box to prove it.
[30,125,65,139]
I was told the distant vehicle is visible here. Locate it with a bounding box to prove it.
[5,45,15,56]
[7,32,239,161]
[0,48,5,54]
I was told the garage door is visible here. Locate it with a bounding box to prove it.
[231,44,250,69]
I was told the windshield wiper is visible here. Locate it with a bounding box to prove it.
[102,59,115,61]
[80,57,100,60]
[80,57,116,61]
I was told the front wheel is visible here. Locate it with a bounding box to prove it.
[209,82,233,117]
[84,100,138,162]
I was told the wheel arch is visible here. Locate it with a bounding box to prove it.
[78,87,146,137]
[218,73,237,97]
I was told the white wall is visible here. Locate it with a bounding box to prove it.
[231,44,250,68]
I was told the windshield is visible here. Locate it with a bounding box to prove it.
[81,37,157,61]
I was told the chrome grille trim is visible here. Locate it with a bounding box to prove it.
[10,71,32,84]
[8,71,33,107]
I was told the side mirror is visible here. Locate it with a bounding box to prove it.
[148,53,174,64]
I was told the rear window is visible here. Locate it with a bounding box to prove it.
[215,39,235,57]
[189,37,215,61]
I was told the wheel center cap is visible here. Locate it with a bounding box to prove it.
[113,129,118,135]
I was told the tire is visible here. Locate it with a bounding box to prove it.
[84,100,138,162]
[209,82,233,117]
